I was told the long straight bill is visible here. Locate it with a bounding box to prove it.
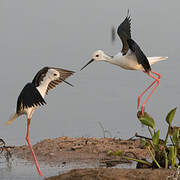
[59,78,74,87]
[80,59,94,71]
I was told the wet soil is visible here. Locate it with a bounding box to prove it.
[10,137,180,180]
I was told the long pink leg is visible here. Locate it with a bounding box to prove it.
[151,70,161,79]
[137,70,161,109]
[141,71,161,116]
[26,118,44,177]
[137,80,156,109]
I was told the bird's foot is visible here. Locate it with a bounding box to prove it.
[37,170,45,178]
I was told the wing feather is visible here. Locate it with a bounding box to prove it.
[46,68,75,94]
[127,39,151,72]
[16,83,46,113]
[117,12,132,55]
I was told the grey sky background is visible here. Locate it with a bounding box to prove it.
[0,0,179,145]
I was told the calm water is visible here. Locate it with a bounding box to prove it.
[0,0,179,179]
[0,155,100,180]
[0,155,136,180]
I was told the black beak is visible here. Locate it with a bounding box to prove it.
[80,59,94,71]
[59,77,74,87]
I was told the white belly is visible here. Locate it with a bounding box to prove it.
[110,53,143,71]
[23,106,36,119]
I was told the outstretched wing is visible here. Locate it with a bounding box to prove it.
[46,68,74,94]
[117,12,132,55]
[127,39,151,72]
[16,83,46,113]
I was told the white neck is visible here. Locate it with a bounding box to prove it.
[36,76,51,98]
[102,53,113,62]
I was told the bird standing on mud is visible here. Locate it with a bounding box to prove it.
[81,11,167,115]
[7,67,74,178]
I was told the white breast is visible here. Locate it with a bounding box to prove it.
[110,53,143,70]
[36,76,51,98]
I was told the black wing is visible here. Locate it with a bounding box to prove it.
[16,83,46,113]
[127,39,151,72]
[46,68,74,94]
[117,12,131,55]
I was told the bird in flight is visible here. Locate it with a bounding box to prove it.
[7,67,74,177]
[80,11,167,116]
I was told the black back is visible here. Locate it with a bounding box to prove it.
[16,83,46,113]
[127,39,151,72]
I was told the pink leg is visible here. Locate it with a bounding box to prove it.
[141,71,161,116]
[26,118,44,177]
[137,80,156,109]
[137,70,161,109]
[151,70,161,79]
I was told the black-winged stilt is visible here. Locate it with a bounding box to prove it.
[80,12,167,116]
[7,67,74,177]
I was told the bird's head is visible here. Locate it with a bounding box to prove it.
[80,50,109,71]
[92,50,106,61]
[47,68,73,87]
[47,69,60,81]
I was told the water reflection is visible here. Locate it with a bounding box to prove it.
[0,154,137,180]
[0,156,98,180]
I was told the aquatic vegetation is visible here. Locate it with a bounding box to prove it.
[108,108,180,169]
[137,107,179,169]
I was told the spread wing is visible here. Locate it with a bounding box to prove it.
[46,68,75,94]
[117,12,132,55]
[16,83,46,113]
[127,39,151,72]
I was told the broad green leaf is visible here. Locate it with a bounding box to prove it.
[152,130,159,151]
[168,146,174,162]
[166,107,177,126]
[172,127,180,145]
[138,112,155,129]
[152,130,159,146]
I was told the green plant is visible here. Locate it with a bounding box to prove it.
[108,108,180,169]
[137,107,179,168]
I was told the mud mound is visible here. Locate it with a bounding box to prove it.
[12,137,149,164]
[46,168,177,180]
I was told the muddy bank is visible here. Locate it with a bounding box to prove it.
[46,168,178,180]
[9,137,180,180]
[11,137,150,165]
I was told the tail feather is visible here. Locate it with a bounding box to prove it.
[6,113,20,125]
[148,56,168,66]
